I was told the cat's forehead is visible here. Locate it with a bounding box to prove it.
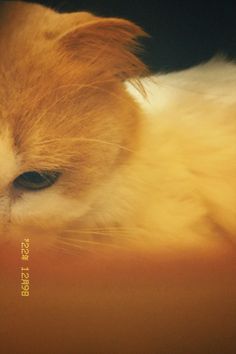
[0,62,105,173]
[0,59,82,173]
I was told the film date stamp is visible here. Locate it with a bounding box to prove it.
[20,238,30,297]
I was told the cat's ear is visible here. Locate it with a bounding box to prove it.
[56,17,149,81]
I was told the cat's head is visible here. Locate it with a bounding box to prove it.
[0,1,147,248]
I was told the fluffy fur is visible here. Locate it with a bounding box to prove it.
[0,1,236,253]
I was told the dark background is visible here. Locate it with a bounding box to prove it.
[23,0,236,72]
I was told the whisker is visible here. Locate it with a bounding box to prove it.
[61,235,138,245]
[62,226,146,236]
[53,243,95,255]
[33,137,136,155]
[60,230,145,243]
[59,238,128,250]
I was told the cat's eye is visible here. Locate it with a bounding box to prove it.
[13,171,60,191]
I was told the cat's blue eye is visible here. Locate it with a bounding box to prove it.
[13,171,60,191]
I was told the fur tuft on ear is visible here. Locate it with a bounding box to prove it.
[56,17,149,84]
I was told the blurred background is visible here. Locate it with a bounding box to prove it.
[24,0,236,73]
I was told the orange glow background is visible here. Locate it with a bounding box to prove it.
[1,244,236,354]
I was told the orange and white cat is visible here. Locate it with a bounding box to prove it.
[0,1,235,253]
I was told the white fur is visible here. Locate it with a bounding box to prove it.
[11,189,92,226]
[127,58,236,114]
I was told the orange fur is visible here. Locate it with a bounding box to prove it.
[0,1,235,254]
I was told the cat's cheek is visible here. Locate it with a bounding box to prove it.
[10,191,92,228]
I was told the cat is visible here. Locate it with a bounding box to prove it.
[0,0,236,254]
